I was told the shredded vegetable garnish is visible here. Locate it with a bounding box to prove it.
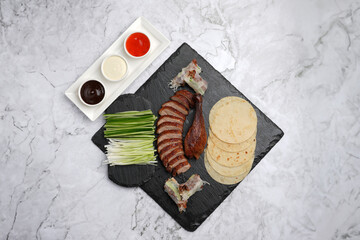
[104,110,157,166]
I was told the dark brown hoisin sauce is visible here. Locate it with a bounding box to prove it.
[80,80,105,105]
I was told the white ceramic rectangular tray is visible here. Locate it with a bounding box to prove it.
[65,17,170,121]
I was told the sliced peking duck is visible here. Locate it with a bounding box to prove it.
[157,90,195,176]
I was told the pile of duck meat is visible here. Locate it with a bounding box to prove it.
[156,89,207,176]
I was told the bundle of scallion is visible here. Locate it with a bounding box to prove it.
[103,110,157,166]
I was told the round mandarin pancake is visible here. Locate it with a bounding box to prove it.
[207,137,256,168]
[209,97,257,144]
[208,128,257,152]
[206,148,254,177]
[205,96,258,184]
[204,149,252,185]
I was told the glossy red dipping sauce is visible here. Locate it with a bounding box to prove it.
[80,80,105,105]
[125,32,150,57]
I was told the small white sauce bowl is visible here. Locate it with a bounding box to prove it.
[101,55,129,82]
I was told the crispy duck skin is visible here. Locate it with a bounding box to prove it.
[157,115,184,126]
[170,95,190,110]
[157,139,182,153]
[162,148,185,167]
[159,142,183,160]
[158,106,186,120]
[184,94,207,159]
[162,100,189,116]
[157,130,182,145]
[173,161,191,176]
[166,155,188,172]
[156,122,183,134]
[175,90,195,108]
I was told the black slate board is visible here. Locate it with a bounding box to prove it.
[92,43,284,231]
[92,94,156,187]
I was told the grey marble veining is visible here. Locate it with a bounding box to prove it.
[1,0,360,239]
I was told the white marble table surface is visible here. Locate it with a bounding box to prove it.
[1,0,360,239]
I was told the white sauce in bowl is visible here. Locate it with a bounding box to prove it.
[101,55,128,81]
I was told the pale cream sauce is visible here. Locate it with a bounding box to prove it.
[102,55,127,81]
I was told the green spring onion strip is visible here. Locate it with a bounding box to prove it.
[104,110,157,166]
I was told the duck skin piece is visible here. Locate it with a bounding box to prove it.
[184,94,207,159]
[158,106,186,120]
[157,130,182,145]
[157,115,184,126]
[162,148,186,168]
[157,139,182,153]
[175,90,195,108]
[172,161,191,176]
[162,100,189,115]
[156,122,183,134]
[170,95,190,110]
[159,142,183,160]
[166,155,188,173]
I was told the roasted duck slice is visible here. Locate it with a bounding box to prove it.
[156,122,183,134]
[175,89,195,108]
[158,106,186,120]
[157,130,182,145]
[170,94,190,110]
[166,155,188,173]
[162,148,185,167]
[162,100,189,115]
[172,161,191,176]
[157,115,184,126]
[157,139,182,153]
[159,142,183,160]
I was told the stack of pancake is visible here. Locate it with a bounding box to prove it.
[204,96,257,185]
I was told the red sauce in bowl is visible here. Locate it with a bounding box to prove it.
[125,32,150,57]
